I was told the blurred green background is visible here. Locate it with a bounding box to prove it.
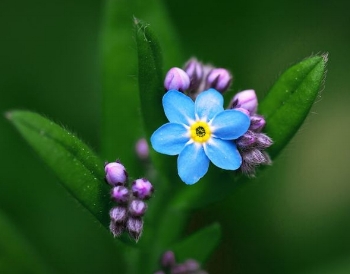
[1,0,349,273]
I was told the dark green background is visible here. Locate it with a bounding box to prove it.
[1,0,349,273]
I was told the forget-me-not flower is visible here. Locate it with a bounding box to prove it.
[151,89,250,185]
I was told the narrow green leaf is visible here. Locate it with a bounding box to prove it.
[135,18,167,140]
[134,18,180,188]
[170,54,327,210]
[6,110,112,227]
[260,54,327,157]
[101,0,183,176]
[0,209,52,274]
[171,223,221,264]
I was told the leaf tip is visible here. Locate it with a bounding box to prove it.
[4,111,13,121]
[321,52,329,64]
[133,16,140,26]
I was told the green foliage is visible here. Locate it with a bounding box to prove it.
[172,223,221,264]
[100,0,183,177]
[260,54,327,158]
[0,210,51,274]
[6,110,111,227]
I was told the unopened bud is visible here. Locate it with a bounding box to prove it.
[164,67,190,91]
[183,259,200,271]
[109,206,127,223]
[231,89,258,114]
[184,58,203,91]
[234,107,250,116]
[244,149,267,164]
[135,138,149,160]
[109,221,124,237]
[171,264,188,274]
[206,68,232,93]
[105,161,128,186]
[249,115,266,132]
[128,200,147,217]
[256,133,273,149]
[161,251,176,268]
[132,178,154,200]
[126,217,143,242]
[111,186,129,203]
[236,131,256,148]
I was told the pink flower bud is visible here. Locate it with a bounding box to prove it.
[135,138,149,160]
[183,259,200,271]
[161,251,176,268]
[234,107,250,116]
[126,217,143,242]
[249,115,266,132]
[164,67,190,91]
[109,206,127,222]
[128,200,147,217]
[231,89,258,114]
[111,186,129,203]
[109,221,124,237]
[206,68,232,93]
[104,161,128,186]
[236,130,256,147]
[184,58,203,90]
[132,178,154,200]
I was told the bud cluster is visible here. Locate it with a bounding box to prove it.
[105,161,154,242]
[229,90,273,176]
[154,251,208,274]
[164,58,232,99]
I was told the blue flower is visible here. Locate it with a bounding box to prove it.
[151,89,251,185]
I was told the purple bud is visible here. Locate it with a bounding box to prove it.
[153,271,165,274]
[126,217,143,242]
[132,178,154,200]
[171,264,188,274]
[109,206,127,223]
[206,68,232,93]
[128,200,147,217]
[111,186,129,203]
[135,138,149,160]
[183,259,200,271]
[236,131,256,148]
[164,67,190,91]
[234,107,250,116]
[231,89,258,114]
[105,162,128,186]
[109,221,124,237]
[249,115,266,132]
[244,149,267,165]
[161,251,176,268]
[255,133,273,149]
[184,58,203,91]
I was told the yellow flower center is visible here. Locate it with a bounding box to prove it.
[190,121,211,143]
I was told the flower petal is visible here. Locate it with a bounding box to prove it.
[211,109,250,140]
[163,90,195,124]
[195,89,224,121]
[151,123,189,155]
[204,138,242,170]
[178,143,209,185]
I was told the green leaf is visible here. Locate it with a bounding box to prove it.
[135,18,167,139]
[0,209,52,274]
[6,110,112,228]
[100,0,183,176]
[170,54,327,210]
[260,54,327,158]
[134,19,180,190]
[171,223,221,264]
